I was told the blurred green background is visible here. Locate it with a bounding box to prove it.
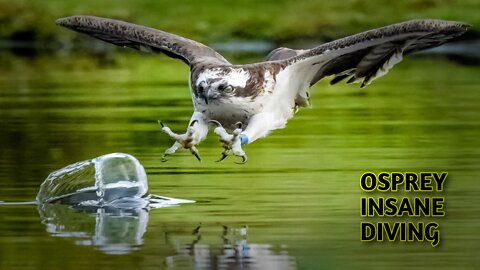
[1,0,479,51]
[0,1,479,270]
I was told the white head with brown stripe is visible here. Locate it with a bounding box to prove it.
[194,67,251,104]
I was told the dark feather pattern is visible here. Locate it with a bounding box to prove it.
[56,15,229,66]
[280,19,469,88]
[330,74,351,85]
[288,19,469,64]
[57,16,469,100]
[346,76,358,84]
[54,16,471,159]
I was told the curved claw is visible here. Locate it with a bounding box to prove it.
[234,155,248,164]
[235,122,243,129]
[190,120,198,127]
[161,154,168,162]
[193,152,202,162]
[209,120,222,127]
[216,152,229,162]
[158,120,165,128]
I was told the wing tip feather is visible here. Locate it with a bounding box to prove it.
[55,17,71,27]
[56,15,116,30]
[56,15,90,29]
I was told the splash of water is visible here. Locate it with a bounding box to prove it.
[0,153,194,255]
[34,153,193,209]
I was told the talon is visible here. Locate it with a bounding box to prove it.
[209,120,222,127]
[159,120,202,162]
[189,146,202,162]
[190,120,198,127]
[193,152,201,162]
[235,155,248,164]
[216,152,229,162]
[210,120,248,164]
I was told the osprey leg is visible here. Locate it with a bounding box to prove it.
[210,120,247,164]
[161,141,182,162]
[158,112,209,162]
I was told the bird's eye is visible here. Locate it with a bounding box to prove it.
[198,85,204,91]
[218,84,233,92]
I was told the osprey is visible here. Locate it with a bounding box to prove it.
[57,16,468,163]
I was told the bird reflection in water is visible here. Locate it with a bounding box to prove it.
[165,224,297,270]
[38,204,296,269]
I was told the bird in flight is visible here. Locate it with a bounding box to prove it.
[57,16,468,163]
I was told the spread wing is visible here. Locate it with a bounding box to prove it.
[278,19,469,88]
[56,15,229,66]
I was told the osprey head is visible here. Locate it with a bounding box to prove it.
[195,68,250,104]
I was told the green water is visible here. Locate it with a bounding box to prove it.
[0,53,479,269]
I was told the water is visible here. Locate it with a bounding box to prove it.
[0,53,479,269]
[35,152,192,208]
[38,204,149,255]
[4,150,194,255]
[36,153,148,205]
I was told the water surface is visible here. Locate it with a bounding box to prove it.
[0,53,479,269]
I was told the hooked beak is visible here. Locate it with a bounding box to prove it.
[202,88,218,105]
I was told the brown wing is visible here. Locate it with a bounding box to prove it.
[281,19,469,88]
[56,15,229,66]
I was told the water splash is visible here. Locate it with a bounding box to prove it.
[34,153,194,208]
[2,151,194,224]
[0,153,195,254]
